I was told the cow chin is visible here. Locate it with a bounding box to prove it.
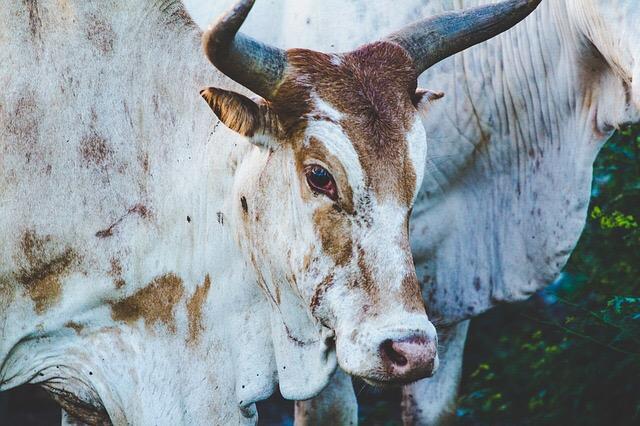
[333,314,439,386]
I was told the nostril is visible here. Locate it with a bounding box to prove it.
[380,339,408,367]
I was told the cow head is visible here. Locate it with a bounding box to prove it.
[199,0,542,389]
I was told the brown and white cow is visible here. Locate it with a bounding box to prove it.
[200,0,638,424]
[1,0,537,423]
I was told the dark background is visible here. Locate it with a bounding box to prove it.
[1,126,638,425]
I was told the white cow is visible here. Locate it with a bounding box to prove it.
[0,0,537,424]
[198,0,638,424]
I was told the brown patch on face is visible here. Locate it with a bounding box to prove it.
[355,247,380,307]
[85,14,115,55]
[273,42,420,206]
[15,230,79,314]
[400,273,426,314]
[310,273,334,317]
[313,205,353,267]
[110,273,184,333]
[186,274,211,345]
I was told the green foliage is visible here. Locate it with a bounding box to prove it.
[458,125,640,425]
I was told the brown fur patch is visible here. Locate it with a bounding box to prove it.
[16,230,78,314]
[400,273,426,314]
[355,247,380,307]
[110,273,184,333]
[186,274,211,345]
[310,274,334,317]
[313,206,353,267]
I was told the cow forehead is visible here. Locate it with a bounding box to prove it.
[275,42,424,205]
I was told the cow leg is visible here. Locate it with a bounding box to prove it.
[294,368,357,426]
[401,320,470,426]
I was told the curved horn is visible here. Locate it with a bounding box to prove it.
[202,0,287,99]
[386,0,542,75]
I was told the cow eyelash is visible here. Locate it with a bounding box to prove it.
[304,164,338,201]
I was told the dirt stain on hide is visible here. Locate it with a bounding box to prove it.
[7,92,39,150]
[15,230,79,314]
[23,0,42,39]
[95,204,149,238]
[110,273,184,333]
[85,14,115,55]
[186,274,211,345]
[109,258,126,288]
[80,132,113,169]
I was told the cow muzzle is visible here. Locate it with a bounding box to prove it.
[379,334,438,383]
[335,316,439,386]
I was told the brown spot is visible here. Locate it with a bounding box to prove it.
[110,273,184,333]
[240,196,248,214]
[186,274,211,345]
[109,258,126,288]
[400,274,426,314]
[65,321,84,333]
[310,274,334,316]
[95,204,149,238]
[313,206,353,266]
[23,0,42,39]
[85,14,115,55]
[16,231,79,314]
[355,247,379,305]
[7,92,39,148]
[216,212,224,225]
[80,132,113,169]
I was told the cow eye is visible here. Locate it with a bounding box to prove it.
[305,165,337,200]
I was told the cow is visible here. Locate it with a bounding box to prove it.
[199,0,639,424]
[0,0,539,424]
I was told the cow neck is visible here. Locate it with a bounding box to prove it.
[410,0,640,323]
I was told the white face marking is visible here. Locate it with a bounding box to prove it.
[311,92,343,122]
[330,54,343,67]
[304,106,365,194]
[406,116,428,200]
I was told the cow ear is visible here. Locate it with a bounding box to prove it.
[414,88,445,114]
[200,87,283,148]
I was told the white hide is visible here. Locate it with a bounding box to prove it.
[0,0,339,423]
